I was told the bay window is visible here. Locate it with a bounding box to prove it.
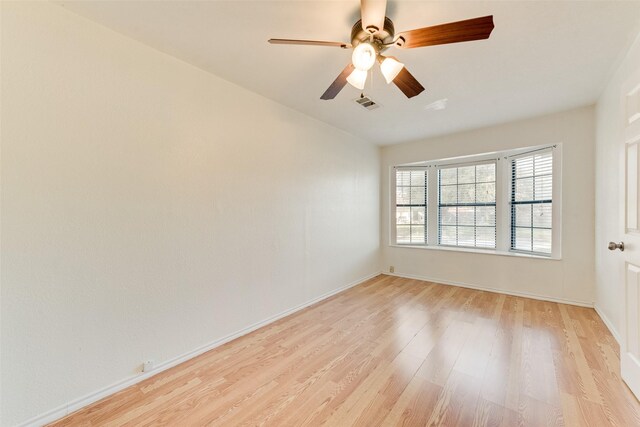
[391,144,560,258]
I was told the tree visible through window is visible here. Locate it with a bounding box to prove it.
[395,169,427,244]
[438,163,496,248]
[511,151,553,254]
[392,145,558,257]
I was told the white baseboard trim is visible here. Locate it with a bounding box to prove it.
[16,271,382,427]
[594,304,622,344]
[385,272,594,308]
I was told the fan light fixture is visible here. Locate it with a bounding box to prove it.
[380,57,404,84]
[352,42,376,71]
[346,68,367,90]
[268,0,495,100]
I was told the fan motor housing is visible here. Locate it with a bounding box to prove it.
[351,17,395,51]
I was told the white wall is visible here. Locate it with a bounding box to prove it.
[381,106,596,305]
[0,2,380,426]
[595,33,640,341]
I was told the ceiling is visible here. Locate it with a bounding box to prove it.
[56,1,640,145]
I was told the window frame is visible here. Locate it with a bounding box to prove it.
[436,160,498,250]
[394,167,428,245]
[509,149,554,256]
[389,144,562,260]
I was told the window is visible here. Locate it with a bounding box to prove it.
[438,163,496,248]
[511,151,553,254]
[395,169,427,244]
[391,144,559,258]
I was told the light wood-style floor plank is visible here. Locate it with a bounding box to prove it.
[49,275,640,426]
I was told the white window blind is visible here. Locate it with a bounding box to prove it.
[395,169,427,244]
[511,151,553,254]
[437,162,496,248]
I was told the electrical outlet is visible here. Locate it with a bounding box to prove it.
[389,266,395,273]
[142,360,154,373]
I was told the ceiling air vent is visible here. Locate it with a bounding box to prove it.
[355,95,380,110]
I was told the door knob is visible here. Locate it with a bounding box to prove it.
[608,241,625,251]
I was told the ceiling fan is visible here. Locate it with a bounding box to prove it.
[268,0,494,100]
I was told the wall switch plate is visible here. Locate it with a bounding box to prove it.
[142,360,154,373]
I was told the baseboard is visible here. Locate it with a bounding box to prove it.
[16,271,381,427]
[385,272,594,308]
[594,303,622,344]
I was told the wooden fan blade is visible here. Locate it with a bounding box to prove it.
[320,64,355,100]
[392,67,425,98]
[361,0,387,34]
[396,15,494,49]
[268,39,351,49]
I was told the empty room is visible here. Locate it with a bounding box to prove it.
[3,0,640,426]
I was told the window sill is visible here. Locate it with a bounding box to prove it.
[388,244,561,260]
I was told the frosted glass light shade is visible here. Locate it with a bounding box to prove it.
[346,69,367,89]
[380,57,404,84]
[352,43,376,71]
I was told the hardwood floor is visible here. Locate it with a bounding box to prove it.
[49,275,640,426]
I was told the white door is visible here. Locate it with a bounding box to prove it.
[621,64,640,398]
